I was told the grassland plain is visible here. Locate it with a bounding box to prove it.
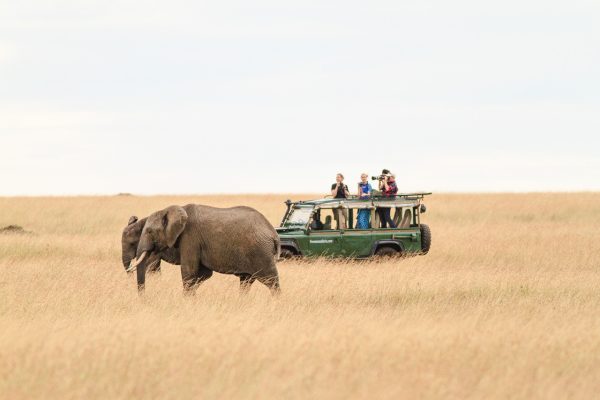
[0,193,599,400]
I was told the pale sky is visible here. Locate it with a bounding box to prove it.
[1,0,599,195]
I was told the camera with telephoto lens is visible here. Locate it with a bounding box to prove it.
[371,174,390,181]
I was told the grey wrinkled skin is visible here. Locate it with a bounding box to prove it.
[125,204,281,295]
[121,216,181,274]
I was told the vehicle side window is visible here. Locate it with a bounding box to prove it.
[395,207,413,228]
[372,207,415,229]
[311,209,335,231]
[372,206,396,229]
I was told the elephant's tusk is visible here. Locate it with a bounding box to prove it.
[127,251,147,272]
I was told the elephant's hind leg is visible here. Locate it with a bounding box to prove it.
[238,274,256,294]
[255,267,281,296]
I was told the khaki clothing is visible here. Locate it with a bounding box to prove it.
[333,208,348,230]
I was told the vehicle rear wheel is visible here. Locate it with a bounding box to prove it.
[375,246,400,257]
[420,224,431,254]
[280,248,296,260]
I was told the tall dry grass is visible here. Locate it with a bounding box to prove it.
[0,193,599,399]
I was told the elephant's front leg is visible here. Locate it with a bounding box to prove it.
[180,253,215,295]
[197,265,213,285]
[180,262,200,294]
[136,262,147,293]
[147,258,161,274]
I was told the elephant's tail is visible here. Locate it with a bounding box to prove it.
[273,236,281,261]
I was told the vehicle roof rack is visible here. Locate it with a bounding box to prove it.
[291,192,432,208]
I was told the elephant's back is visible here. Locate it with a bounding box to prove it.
[185,204,274,230]
[182,204,278,275]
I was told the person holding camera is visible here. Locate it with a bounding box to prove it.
[377,169,398,228]
[331,173,349,229]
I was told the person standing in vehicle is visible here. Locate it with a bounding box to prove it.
[378,169,398,228]
[356,173,372,229]
[331,173,349,229]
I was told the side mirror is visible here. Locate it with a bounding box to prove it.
[420,204,427,213]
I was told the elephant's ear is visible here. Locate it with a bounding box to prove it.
[164,206,188,248]
[128,216,138,225]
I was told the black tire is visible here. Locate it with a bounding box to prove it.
[375,246,400,257]
[280,248,296,260]
[420,224,431,254]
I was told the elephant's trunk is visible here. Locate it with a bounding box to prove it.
[131,251,150,293]
[127,251,147,272]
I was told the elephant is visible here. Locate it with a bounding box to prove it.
[122,215,181,274]
[124,204,281,295]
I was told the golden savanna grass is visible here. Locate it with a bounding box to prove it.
[1,193,600,399]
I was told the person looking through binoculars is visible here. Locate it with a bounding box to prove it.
[330,173,349,229]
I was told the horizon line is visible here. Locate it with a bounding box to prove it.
[1,190,599,198]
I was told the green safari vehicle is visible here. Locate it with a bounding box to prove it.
[276,193,432,259]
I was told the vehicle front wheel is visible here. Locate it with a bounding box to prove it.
[374,246,400,257]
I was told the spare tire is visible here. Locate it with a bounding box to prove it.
[420,224,431,254]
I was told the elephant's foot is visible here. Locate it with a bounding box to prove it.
[182,280,199,296]
[269,282,281,297]
[256,274,281,297]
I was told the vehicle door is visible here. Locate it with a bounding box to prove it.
[372,203,419,254]
[341,206,373,257]
[307,208,343,257]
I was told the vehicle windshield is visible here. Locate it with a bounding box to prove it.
[284,207,313,227]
